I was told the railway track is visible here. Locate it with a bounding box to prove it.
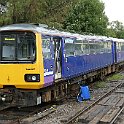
[0,103,57,124]
[63,80,124,124]
[0,81,79,124]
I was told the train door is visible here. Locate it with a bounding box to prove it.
[112,41,117,63]
[114,41,117,63]
[42,36,54,87]
[53,37,62,79]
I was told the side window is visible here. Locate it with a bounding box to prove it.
[64,38,75,57]
[116,42,124,52]
[116,42,120,52]
[104,42,109,53]
[96,41,105,53]
[74,39,83,56]
[82,40,89,55]
[99,42,104,53]
[121,43,124,51]
[106,42,112,53]
[104,41,112,53]
[89,40,96,54]
[94,42,101,53]
[42,36,52,59]
[88,40,105,54]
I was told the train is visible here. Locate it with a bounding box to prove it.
[0,23,124,107]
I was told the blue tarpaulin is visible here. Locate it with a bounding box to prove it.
[77,85,90,102]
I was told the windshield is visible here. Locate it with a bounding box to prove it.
[0,31,36,63]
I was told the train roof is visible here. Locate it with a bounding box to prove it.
[0,23,124,42]
[0,23,44,32]
[109,37,124,42]
[0,23,73,37]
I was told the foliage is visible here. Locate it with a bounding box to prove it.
[0,0,78,28]
[5,0,44,23]
[106,73,123,81]
[107,21,124,38]
[63,0,108,35]
[41,0,78,29]
[106,28,116,38]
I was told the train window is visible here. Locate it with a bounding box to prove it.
[106,42,112,53]
[121,43,124,51]
[2,35,16,60]
[82,40,89,54]
[74,39,83,56]
[116,42,124,52]
[1,32,36,61]
[64,38,75,57]
[87,40,107,54]
[17,33,35,60]
[116,43,121,52]
[89,41,96,54]
[104,42,112,53]
[94,42,101,53]
[99,42,104,53]
[42,37,52,59]
[104,42,108,53]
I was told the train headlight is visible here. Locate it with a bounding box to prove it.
[32,76,37,81]
[24,74,40,82]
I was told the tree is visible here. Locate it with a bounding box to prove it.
[63,0,108,35]
[0,0,78,28]
[0,0,11,25]
[0,0,47,25]
[40,0,78,29]
[107,21,124,38]
[7,0,44,23]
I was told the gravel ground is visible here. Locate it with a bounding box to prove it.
[33,75,123,124]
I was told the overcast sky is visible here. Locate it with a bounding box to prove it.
[102,0,124,23]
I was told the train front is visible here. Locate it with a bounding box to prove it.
[0,24,44,107]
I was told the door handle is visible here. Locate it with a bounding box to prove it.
[65,57,68,62]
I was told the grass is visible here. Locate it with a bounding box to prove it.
[106,73,123,81]
[93,73,123,89]
[93,81,106,89]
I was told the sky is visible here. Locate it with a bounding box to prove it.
[101,0,124,23]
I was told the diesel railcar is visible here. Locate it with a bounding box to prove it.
[0,24,124,107]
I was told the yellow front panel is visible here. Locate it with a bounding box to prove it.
[0,32,44,89]
[0,64,41,89]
